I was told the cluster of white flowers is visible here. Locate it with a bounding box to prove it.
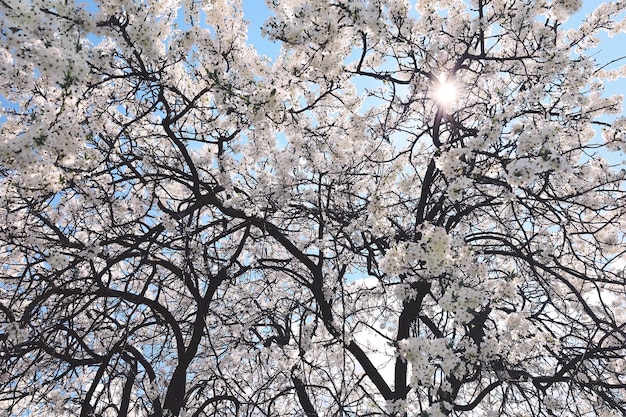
[46,251,70,270]
[602,116,626,152]
[380,224,451,281]
[545,0,583,22]
[397,337,461,384]
[434,147,471,177]
[145,379,161,401]
[439,284,487,324]
[445,176,472,202]
[2,322,29,345]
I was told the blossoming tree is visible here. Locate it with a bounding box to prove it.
[1,0,625,416]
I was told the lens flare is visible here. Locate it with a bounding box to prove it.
[433,76,458,109]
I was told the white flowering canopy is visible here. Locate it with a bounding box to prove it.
[0,0,626,416]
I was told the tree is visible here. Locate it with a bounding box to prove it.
[1,0,625,415]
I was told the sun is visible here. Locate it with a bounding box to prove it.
[432,76,458,109]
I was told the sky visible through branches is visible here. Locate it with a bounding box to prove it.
[1,1,626,416]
